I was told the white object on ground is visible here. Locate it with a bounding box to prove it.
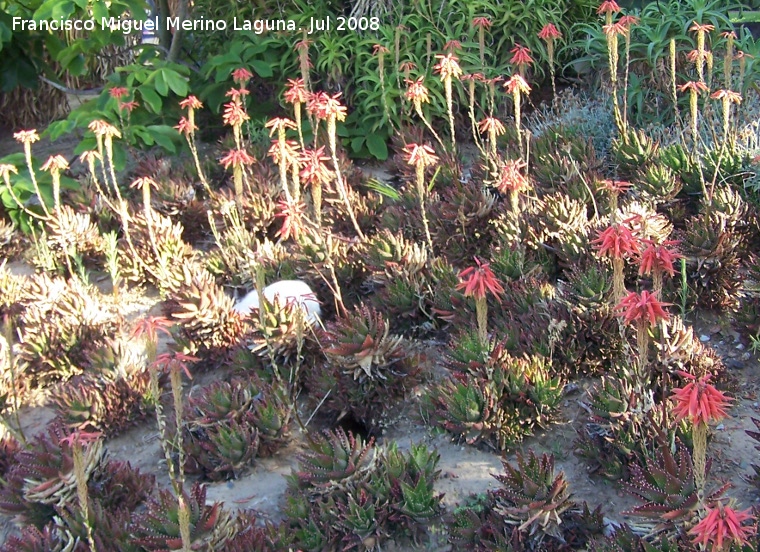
[232,280,321,325]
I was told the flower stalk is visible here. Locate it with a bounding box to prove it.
[617,290,670,383]
[405,77,445,150]
[403,143,439,254]
[13,130,50,219]
[177,95,211,196]
[434,53,463,153]
[538,23,562,103]
[456,258,504,347]
[671,372,730,498]
[504,74,531,156]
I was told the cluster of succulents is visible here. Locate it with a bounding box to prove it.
[429,341,563,451]
[282,428,443,550]
[131,483,236,550]
[307,303,422,431]
[167,265,250,356]
[449,450,605,551]
[0,424,153,535]
[181,375,292,480]
[12,273,122,388]
[2,1,760,548]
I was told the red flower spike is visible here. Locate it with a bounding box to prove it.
[593,224,640,259]
[179,95,203,110]
[690,21,715,34]
[405,77,430,104]
[433,53,463,81]
[222,101,249,127]
[119,100,139,113]
[537,23,562,41]
[603,22,627,37]
[472,16,492,30]
[402,143,439,169]
[231,67,253,85]
[299,146,333,187]
[175,116,197,136]
[710,89,743,104]
[275,200,308,241]
[108,86,129,100]
[456,258,504,301]
[306,91,345,121]
[689,502,754,552]
[220,148,256,169]
[678,81,710,95]
[504,74,531,95]
[638,240,681,277]
[283,78,309,105]
[131,316,174,345]
[443,40,462,53]
[618,15,639,28]
[597,0,621,15]
[509,44,534,67]
[151,352,199,380]
[671,372,731,426]
[495,159,529,193]
[616,290,670,326]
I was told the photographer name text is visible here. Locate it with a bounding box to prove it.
[12,15,380,35]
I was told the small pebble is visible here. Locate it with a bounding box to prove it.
[716,423,725,431]
[700,334,711,342]
[727,359,744,370]
[737,343,745,351]
[742,352,752,361]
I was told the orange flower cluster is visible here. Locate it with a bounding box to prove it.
[671,372,730,426]
[456,258,504,301]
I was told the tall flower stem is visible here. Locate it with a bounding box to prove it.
[170,365,186,489]
[617,290,670,386]
[670,39,680,122]
[434,54,463,153]
[456,258,504,348]
[693,421,707,496]
[538,24,562,105]
[406,78,445,150]
[671,372,730,501]
[178,96,211,195]
[504,75,531,159]
[475,297,488,347]
[72,439,97,551]
[2,316,25,445]
[14,130,50,219]
[603,24,624,134]
[463,77,487,161]
[327,112,364,239]
[403,144,438,254]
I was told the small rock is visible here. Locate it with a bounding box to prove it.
[700,334,711,342]
[727,359,744,370]
[742,352,752,361]
[737,343,745,351]
[709,324,721,334]
[716,423,725,431]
